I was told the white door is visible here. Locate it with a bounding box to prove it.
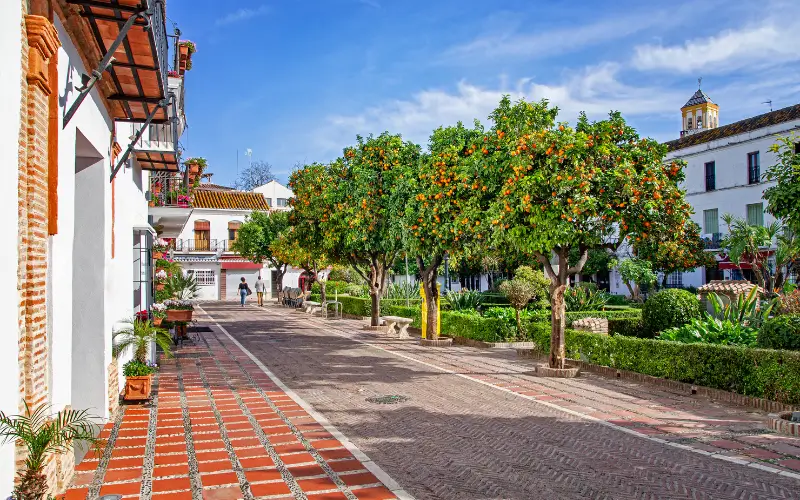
[225,270,260,301]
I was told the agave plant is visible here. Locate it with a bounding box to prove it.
[113,318,173,364]
[564,283,609,312]
[383,281,419,300]
[706,287,776,329]
[443,289,484,312]
[0,404,101,500]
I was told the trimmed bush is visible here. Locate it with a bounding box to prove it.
[311,280,350,295]
[608,317,646,338]
[605,294,629,306]
[528,327,800,405]
[642,289,702,336]
[480,293,510,306]
[528,309,642,325]
[758,315,800,350]
[440,311,515,342]
[382,304,422,328]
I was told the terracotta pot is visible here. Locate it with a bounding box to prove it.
[166,309,192,322]
[156,283,165,291]
[149,201,156,207]
[153,316,163,327]
[123,375,152,401]
[188,163,200,174]
[153,251,164,260]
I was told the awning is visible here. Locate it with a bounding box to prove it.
[194,220,210,231]
[133,223,157,235]
[221,262,263,270]
[136,151,179,172]
[716,251,773,270]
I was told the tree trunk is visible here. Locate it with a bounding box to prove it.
[417,254,443,339]
[515,308,522,340]
[320,280,327,303]
[275,269,285,303]
[368,259,387,327]
[549,283,567,369]
[370,290,381,326]
[624,281,636,301]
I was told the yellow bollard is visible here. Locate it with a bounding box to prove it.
[420,283,427,339]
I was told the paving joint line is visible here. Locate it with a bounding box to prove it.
[86,402,126,500]
[274,305,800,483]
[194,333,310,500]
[175,354,205,499]
[197,305,415,500]
[139,372,160,499]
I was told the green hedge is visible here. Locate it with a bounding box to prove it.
[528,309,642,325]
[642,289,702,336]
[528,327,800,405]
[441,311,515,342]
[382,304,422,328]
[307,295,422,319]
[608,317,646,338]
[758,315,800,350]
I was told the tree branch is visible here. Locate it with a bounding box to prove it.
[534,251,557,281]
[566,245,589,275]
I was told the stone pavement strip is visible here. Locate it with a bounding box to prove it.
[192,301,800,500]
[60,307,406,500]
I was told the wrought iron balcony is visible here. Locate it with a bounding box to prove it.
[171,239,231,253]
[149,172,191,208]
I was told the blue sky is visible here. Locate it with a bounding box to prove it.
[167,0,800,186]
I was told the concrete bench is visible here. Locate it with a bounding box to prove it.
[303,301,322,314]
[382,316,413,339]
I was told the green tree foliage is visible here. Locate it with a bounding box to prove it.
[764,134,800,233]
[635,221,714,285]
[231,211,289,297]
[403,122,489,337]
[483,97,695,368]
[290,134,419,325]
[499,266,549,337]
[612,258,657,302]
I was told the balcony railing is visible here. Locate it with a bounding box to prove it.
[703,233,724,250]
[149,172,191,208]
[171,239,232,253]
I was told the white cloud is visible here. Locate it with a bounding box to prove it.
[632,20,800,73]
[216,5,270,26]
[314,64,684,155]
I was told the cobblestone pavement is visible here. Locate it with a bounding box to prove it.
[195,301,800,500]
[60,307,405,500]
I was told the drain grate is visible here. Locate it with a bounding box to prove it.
[366,395,409,405]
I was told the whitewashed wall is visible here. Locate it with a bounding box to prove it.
[0,1,23,492]
[253,180,293,209]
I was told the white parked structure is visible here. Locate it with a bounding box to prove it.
[610,89,800,295]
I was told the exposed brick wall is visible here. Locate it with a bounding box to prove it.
[220,269,227,299]
[108,359,119,418]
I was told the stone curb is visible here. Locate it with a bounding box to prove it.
[768,411,800,437]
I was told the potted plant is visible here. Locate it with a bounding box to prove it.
[113,317,172,401]
[164,299,194,322]
[153,238,169,260]
[177,194,191,208]
[152,302,167,326]
[0,404,101,499]
[155,269,169,291]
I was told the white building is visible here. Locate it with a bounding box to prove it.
[1,0,192,494]
[253,179,294,210]
[609,89,800,295]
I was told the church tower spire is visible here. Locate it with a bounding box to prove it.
[680,79,719,136]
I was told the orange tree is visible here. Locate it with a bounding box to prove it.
[635,221,714,287]
[403,122,489,337]
[484,96,694,369]
[316,133,420,326]
[231,210,289,300]
[287,163,336,302]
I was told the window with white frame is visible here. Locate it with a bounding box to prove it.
[276,198,288,207]
[187,269,215,286]
[666,272,683,288]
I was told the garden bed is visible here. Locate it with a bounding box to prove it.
[524,324,800,408]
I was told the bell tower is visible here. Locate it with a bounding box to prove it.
[681,78,719,136]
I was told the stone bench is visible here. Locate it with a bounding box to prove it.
[303,301,322,314]
[382,316,413,339]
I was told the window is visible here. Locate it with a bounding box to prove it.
[704,161,716,191]
[746,203,764,227]
[228,221,241,242]
[697,112,703,128]
[265,198,272,208]
[795,142,800,155]
[703,208,719,234]
[747,152,760,184]
[194,219,210,251]
[666,272,683,288]
[686,116,693,130]
[276,198,288,207]
[187,269,215,286]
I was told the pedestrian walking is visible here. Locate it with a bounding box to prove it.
[255,275,267,306]
[238,277,251,307]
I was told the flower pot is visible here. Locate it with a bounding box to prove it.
[188,164,200,174]
[177,202,189,208]
[153,317,163,327]
[156,283,165,291]
[153,251,164,260]
[166,309,193,322]
[123,375,152,401]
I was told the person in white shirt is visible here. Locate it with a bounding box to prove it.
[254,275,267,306]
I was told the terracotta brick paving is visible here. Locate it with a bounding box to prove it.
[196,301,800,499]
[60,309,405,500]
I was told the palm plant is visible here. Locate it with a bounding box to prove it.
[707,288,776,329]
[113,318,173,364]
[165,272,200,300]
[0,403,100,500]
[443,289,484,311]
[383,281,419,300]
[721,214,781,293]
